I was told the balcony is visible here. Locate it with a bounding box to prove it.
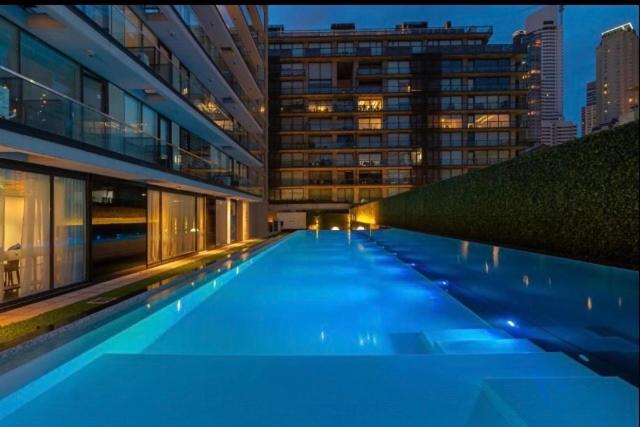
[70,5,262,164]
[0,65,262,197]
[269,43,522,59]
[427,102,528,111]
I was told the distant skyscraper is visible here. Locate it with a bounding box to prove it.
[581,81,596,136]
[595,23,639,128]
[522,5,576,145]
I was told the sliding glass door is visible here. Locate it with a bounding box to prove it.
[0,169,50,303]
[53,176,86,288]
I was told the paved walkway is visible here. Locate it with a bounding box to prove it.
[0,240,259,327]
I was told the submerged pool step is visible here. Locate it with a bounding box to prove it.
[421,328,541,354]
[469,376,639,427]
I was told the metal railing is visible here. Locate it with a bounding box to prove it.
[268,25,493,37]
[269,43,521,58]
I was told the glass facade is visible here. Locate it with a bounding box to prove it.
[0,168,50,303]
[161,192,196,260]
[91,177,147,280]
[53,177,86,288]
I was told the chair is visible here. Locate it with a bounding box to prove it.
[4,259,20,290]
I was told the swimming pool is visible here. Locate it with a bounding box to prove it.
[0,230,637,426]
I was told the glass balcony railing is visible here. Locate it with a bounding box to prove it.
[74,5,262,161]
[0,66,263,197]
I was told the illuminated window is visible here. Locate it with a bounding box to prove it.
[358,117,382,130]
[357,98,383,112]
[307,101,333,113]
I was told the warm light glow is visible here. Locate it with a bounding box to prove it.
[587,296,593,311]
[331,226,340,231]
[356,226,366,231]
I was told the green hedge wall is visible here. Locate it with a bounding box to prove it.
[352,121,639,269]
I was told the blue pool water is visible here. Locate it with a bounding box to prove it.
[0,230,637,426]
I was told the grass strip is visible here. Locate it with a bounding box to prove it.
[0,238,268,350]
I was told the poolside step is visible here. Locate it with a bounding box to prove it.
[434,338,542,354]
[469,376,639,427]
[421,328,541,354]
[1,352,603,427]
[422,328,511,347]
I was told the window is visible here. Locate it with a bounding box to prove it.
[53,177,86,287]
[358,41,382,55]
[281,116,304,130]
[336,42,354,55]
[280,98,305,112]
[309,135,333,148]
[280,62,304,76]
[1,169,51,302]
[308,189,332,201]
[386,61,410,73]
[358,117,382,130]
[335,117,354,130]
[468,77,510,90]
[335,153,354,166]
[308,63,332,88]
[467,114,510,128]
[307,101,333,113]
[280,152,304,166]
[358,134,382,148]
[357,98,383,112]
[385,115,410,129]
[308,153,332,166]
[308,118,332,130]
[439,78,462,91]
[278,171,304,186]
[388,151,412,166]
[280,80,303,94]
[440,168,464,180]
[308,171,332,185]
[439,96,462,110]
[386,97,411,111]
[468,95,510,109]
[386,79,411,93]
[429,114,463,129]
[161,192,196,259]
[470,132,510,146]
[280,135,305,149]
[470,58,511,72]
[0,17,19,70]
[440,151,462,165]
[387,170,411,184]
[336,135,354,147]
[336,188,354,202]
[387,40,422,53]
[358,153,381,167]
[20,32,81,99]
[439,132,463,147]
[275,188,304,201]
[358,188,382,203]
[387,133,411,147]
[441,60,462,72]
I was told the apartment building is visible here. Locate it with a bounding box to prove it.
[581,80,596,136]
[268,21,529,222]
[0,5,268,307]
[522,6,575,145]
[595,22,639,128]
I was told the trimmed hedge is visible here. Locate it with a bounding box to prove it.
[352,121,639,269]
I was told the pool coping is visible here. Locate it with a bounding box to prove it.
[0,232,291,375]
